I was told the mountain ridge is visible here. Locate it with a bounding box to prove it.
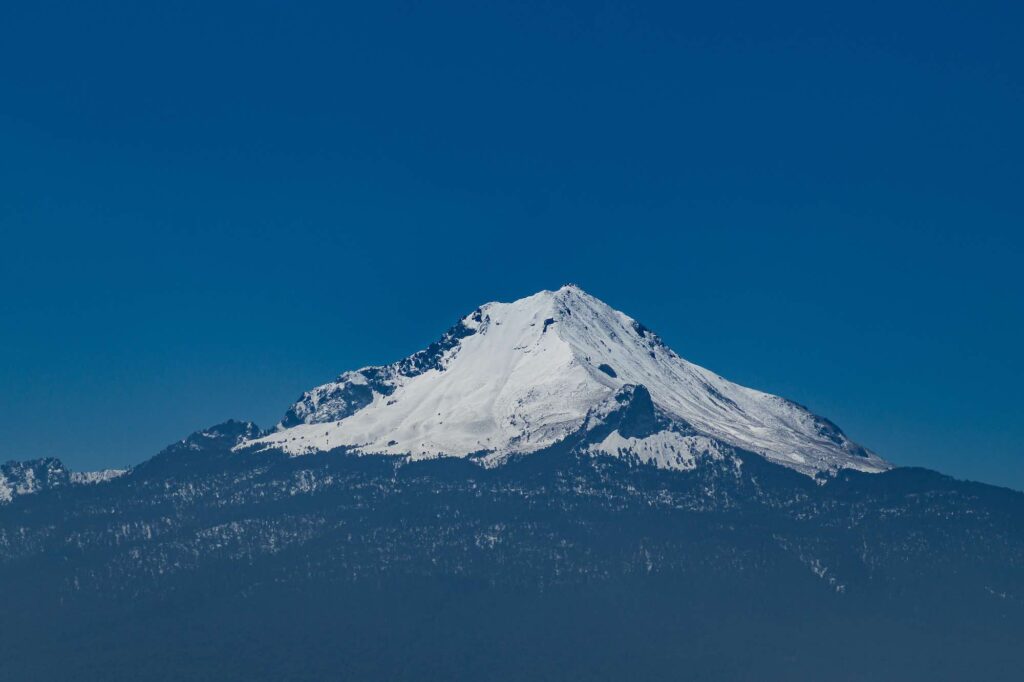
[0,457,126,504]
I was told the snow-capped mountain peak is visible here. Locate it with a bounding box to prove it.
[243,285,889,477]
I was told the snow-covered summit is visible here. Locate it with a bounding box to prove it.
[243,285,889,477]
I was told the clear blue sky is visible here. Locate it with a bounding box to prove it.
[1,2,1021,488]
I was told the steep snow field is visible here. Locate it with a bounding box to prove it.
[244,286,889,477]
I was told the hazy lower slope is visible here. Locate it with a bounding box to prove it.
[0,422,1021,682]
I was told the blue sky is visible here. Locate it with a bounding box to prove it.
[1,1,1022,488]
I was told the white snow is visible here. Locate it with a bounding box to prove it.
[70,469,128,485]
[0,465,128,505]
[242,285,890,477]
[0,466,41,502]
[586,431,732,471]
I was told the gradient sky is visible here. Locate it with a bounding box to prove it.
[2,2,1022,488]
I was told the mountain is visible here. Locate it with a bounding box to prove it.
[249,285,887,477]
[0,458,125,504]
[0,287,1021,682]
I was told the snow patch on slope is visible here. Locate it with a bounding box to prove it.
[586,431,732,471]
[70,469,128,485]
